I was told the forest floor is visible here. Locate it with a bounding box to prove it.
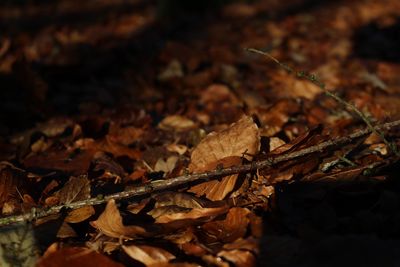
[1,0,400,266]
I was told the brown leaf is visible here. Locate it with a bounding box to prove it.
[188,116,260,201]
[158,115,196,132]
[188,156,242,201]
[217,249,256,267]
[153,206,229,230]
[122,244,175,265]
[65,206,95,223]
[201,207,251,243]
[90,199,147,238]
[223,237,259,254]
[100,136,142,160]
[189,115,260,172]
[36,247,124,267]
[153,192,207,209]
[0,163,24,209]
[57,175,90,204]
[108,124,145,146]
[23,147,95,175]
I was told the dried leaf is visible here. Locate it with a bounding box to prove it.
[65,206,95,223]
[189,115,260,172]
[100,136,142,160]
[153,192,207,209]
[158,115,196,132]
[122,245,175,265]
[107,125,144,146]
[217,249,256,267]
[154,206,229,229]
[0,164,23,209]
[201,207,251,243]
[36,247,124,267]
[23,148,95,175]
[188,116,259,200]
[154,156,179,174]
[90,199,146,238]
[58,175,90,204]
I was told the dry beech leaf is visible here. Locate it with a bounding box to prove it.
[217,249,256,267]
[56,222,77,238]
[189,115,260,172]
[154,156,179,174]
[122,244,175,265]
[158,115,196,132]
[0,163,24,208]
[108,124,144,146]
[65,206,95,223]
[223,237,259,254]
[90,199,146,238]
[36,247,124,267]
[188,116,260,200]
[58,175,90,204]
[166,144,188,155]
[100,136,142,160]
[269,137,286,152]
[153,206,229,230]
[153,192,207,209]
[188,156,241,201]
[201,207,251,244]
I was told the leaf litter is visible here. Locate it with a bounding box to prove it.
[1,0,400,266]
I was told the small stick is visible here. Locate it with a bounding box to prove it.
[245,48,399,155]
[0,120,399,227]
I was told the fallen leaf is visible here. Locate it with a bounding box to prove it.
[57,175,90,204]
[154,156,179,174]
[65,206,95,223]
[188,156,241,201]
[158,59,184,81]
[217,249,256,267]
[107,124,145,146]
[100,136,142,160]
[123,244,175,265]
[36,247,124,267]
[188,116,260,200]
[189,115,259,172]
[154,206,229,230]
[0,163,24,209]
[201,207,251,243]
[158,115,196,132]
[90,199,146,238]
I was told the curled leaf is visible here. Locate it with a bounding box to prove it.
[188,116,260,200]
[90,199,146,238]
[189,115,260,173]
[123,245,175,265]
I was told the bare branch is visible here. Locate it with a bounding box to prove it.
[0,120,400,227]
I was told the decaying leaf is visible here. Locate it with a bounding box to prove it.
[65,206,95,223]
[36,247,124,267]
[158,115,196,132]
[122,244,175,265]
[57,175,90,204]
[153,206,229,230]
[90,199,147,238]
[0,163,25,210]
[188,116,260,200]
[201,207,251,243]
[154,156,179,174]
[217,249,256,267]
[189,115,260,172]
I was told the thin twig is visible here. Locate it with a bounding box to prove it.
[245,48,399,155]
[1,120,400,227]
